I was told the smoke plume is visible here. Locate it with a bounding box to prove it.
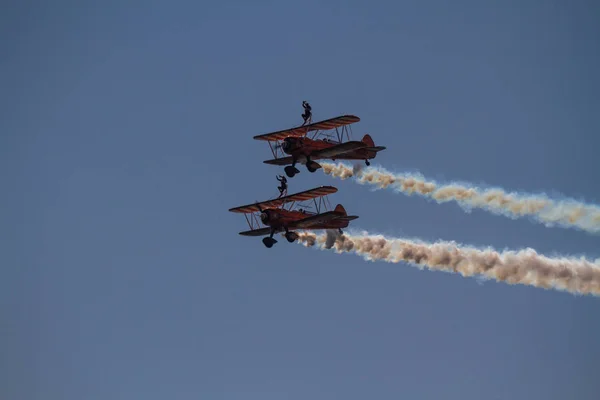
[297,230,600,296]
[322,162,600,234]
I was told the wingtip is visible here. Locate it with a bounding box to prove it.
[317,185,338,194]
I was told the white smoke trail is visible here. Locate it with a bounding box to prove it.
[321,162,600,234]
[297,230,600,296]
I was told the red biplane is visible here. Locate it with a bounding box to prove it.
[253,115,386,178]
[228,185,358,248]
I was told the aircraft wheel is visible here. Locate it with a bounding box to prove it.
[365,160,370,166]
[262,237,277,248]
[306,161,321,173]
[284,166,299,178]
[285,231,299,243]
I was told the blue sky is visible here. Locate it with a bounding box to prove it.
[2,1,599,399]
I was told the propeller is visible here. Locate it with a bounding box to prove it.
[273,142,287,151]
[255,201,270,223]
[274,138,294,152]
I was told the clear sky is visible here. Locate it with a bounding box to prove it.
[2,1,600,399]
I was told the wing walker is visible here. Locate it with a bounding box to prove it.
[229,102,383,248]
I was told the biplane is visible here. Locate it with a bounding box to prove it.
[253,115,386,178]
[228,185,358,248]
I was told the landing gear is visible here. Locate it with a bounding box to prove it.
[365,159,370,166]
[262,237,277,248]
[305,156,321,173]
[284,156,321,176]
[285,231,299,243]
[284,226,298,243]
[306,161,321,172]
[284,158,300,178]
[262,228,278,248]
[338,228,343,235]
[284,165,299,178]
[262,228,298,247]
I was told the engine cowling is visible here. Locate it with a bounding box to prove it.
[281,137,301,154]
[260,209,281,225]
[260,210,270,223]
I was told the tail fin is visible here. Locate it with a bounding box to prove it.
[334,204,347,215]
[361,134,375,147]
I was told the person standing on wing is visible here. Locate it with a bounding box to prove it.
[301,101,312,125]
[276,175,288,197]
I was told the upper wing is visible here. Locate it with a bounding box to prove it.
[228,186,338,214]
[253,115,360,142]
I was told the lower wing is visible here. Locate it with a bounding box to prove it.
[263,156,295,166]
[262,142,366,166]
[238,227,274,236]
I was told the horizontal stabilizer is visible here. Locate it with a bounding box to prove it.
[365,146,386,152]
